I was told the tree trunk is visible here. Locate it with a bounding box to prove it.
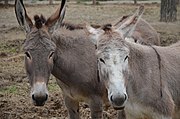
[134,0,137,4]
[176,0,180,4]
[93,0,96,5]
[49,0,53,5]
[5,0,8,5]
[160,0,177,22]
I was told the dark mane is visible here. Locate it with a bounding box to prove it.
[102,24,112,32]
[61,22,102,31]
[61,22,84,30]
[34,15,46,29]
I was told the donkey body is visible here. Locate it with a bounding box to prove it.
[87,6,180,119]
[125,41,180,119]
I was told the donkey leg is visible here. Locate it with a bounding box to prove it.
[64,96,80,119]
[117,110,126,119]
[89,96,103,119]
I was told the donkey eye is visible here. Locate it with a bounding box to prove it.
[99,58,105,64]
[124,56,128,62]
[49,51,54,59]
[25,52,31,59]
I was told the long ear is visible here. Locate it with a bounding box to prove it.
[15,0,33,33]
[86,24,104,45]
[112,15,130,27]
[116,5,144,38]
[45,0,66,33]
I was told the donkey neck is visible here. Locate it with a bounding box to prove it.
[51,28,105,95]
[52,28,87,50]
[126,41,162,97]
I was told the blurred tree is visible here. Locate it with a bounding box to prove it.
[31,0,37,3]
[0,0,8,5]
[4,0,8,5]
[93,0,96,5]
[49,0,53,4]
[134,0,137,4]
[160,0,177,22]
[176,0,180,4]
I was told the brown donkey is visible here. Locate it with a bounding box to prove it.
[15,0,108,118]
[87,6,180,119]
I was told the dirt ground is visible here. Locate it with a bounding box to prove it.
[0,2,180,119]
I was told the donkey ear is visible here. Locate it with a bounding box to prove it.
[116,5,144,38]
[15,0,33,33]
[112,15,130,27]
[86,24,104,45]
[45,0,66,33]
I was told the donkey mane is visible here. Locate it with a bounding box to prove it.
[33,14,86,30]
[34,15,46,29]
[61,22,102,31]
[102,24,112,32]
[61,22,84,30]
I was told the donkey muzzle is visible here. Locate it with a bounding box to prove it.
[110,93,128,110]
[31,82,48,106]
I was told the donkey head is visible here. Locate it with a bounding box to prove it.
[15,0,66,106]
[86,6,144,109]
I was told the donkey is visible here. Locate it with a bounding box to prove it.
[113,14,160,46]
[15,0,108,118]
[86,5,180,119]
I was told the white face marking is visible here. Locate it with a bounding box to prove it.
[31,82,48,96]
[125,37,136,43]
[98,47,129,107]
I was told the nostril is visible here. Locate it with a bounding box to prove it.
[110,94,127,107]
[124,94,127,101]
[110,94,126,102]
[32,94,35,101]
[45,94,48,101]
[110,95,113,102]
[31,93,48,102]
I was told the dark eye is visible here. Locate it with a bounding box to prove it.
[124,56,128,62]
[49,51,54,59]
[99,58,105,64]
[25,52,31,59]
